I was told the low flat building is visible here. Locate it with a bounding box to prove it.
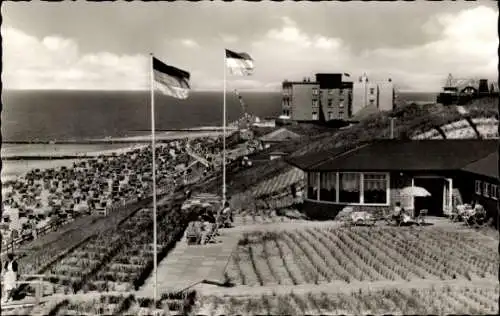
[286,139,498,222]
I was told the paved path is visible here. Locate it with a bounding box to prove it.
[137,216,343,296]
[138,227,240,295]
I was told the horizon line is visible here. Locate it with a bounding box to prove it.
[3,88,441,94]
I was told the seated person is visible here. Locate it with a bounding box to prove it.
[392,202,404,223]
[473,202,485,214]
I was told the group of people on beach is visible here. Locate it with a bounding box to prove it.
[1,136,225,251]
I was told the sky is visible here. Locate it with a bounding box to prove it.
[1,1,498,92]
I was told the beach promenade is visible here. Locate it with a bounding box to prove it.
[138,227,239,296]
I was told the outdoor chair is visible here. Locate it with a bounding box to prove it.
[415,209,428,225]
[465,210,488,228]
[350,211,376,227]
[449,207,462,222]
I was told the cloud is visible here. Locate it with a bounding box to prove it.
[359,6,498,91]
[220,34,239,43]
[1,5,497,92]
[265,16,343,50]
[250,17,350,85]
[180,39,200,48]
[2,26,149,90]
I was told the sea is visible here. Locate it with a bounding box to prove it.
[1,90,436,181]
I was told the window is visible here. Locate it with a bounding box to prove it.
[339,110,344,117]
[475,180,482,194]
[339,102,344,108]
[320,172,337,202]
[328,99,333,107]
[307,172,319,200]
[370,88,375,94]
[312,88,319,95]
[490,184,498,200]
[314,172,390,205]
[328,112,334,120]
[339,173,360,203]
[328,89,334,96]
[312,112,318,120]
[483,182,490,197]
[369,99,375,105]
[312,100,319,107]
[363,174,388,204]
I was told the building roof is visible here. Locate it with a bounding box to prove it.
[283,81,318,86]
[286,139,498,173]
[259,128,302,143]
[461,152,498,179]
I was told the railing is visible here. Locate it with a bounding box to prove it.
[1,188,174,255]
[1,218,74,255]
[0,274,49,306]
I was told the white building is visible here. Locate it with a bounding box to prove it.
[352,74,395,116]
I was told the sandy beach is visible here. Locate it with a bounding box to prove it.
[1,129,232,184]
[98,130,236,142]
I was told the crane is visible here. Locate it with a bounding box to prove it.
[232,89,261,158]
[234,89,252,130]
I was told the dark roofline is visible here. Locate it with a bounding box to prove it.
[283,81,318,86]
[460,151,498,180]
[307,143,371,170]
[286,139,497,172]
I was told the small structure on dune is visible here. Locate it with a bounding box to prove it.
[287,139,498,223]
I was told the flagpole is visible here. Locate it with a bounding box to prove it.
[150,53,158,308]
[223,51,227,206]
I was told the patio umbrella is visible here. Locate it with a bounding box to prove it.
[401,186,431,197]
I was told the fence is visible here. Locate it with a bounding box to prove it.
[1,188,175,255]
[1,218,74,255]
[1,274,57,308]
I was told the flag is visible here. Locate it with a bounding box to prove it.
[226,49,254,76]
[153,56,190,99]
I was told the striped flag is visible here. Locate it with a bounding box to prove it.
[153,56,190,99]
[226,49,254,76]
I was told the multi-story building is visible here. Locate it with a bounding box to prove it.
[281,73,353,121]
[352,75,395,115]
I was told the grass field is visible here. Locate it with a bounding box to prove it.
[226,227,498,287]
[196,284,499,315]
